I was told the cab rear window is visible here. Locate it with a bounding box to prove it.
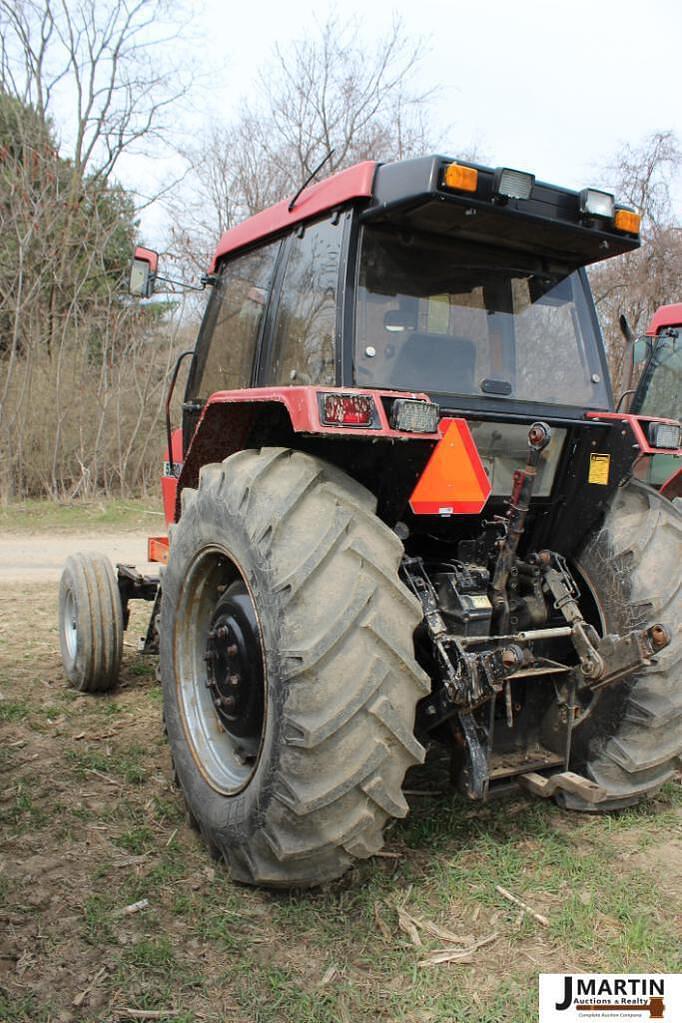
[354,226,609,409]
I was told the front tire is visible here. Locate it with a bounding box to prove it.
[58,552,123,692]
[160,448,429,887]
[568,481,682,809]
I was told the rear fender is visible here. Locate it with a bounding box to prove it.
[585,411,682,458]
[173,386,442,523]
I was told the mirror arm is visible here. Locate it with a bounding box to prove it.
[154,273,217,293]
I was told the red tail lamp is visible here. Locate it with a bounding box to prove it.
[320,393,377,427]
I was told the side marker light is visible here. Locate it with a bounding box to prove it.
[614,208,642,234]
[443,162,478,193]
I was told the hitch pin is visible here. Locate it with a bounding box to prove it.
[504,681,514,729]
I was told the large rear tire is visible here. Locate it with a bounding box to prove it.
[58,552,124,692]
[160,448,429,887]
[568,481,682,809]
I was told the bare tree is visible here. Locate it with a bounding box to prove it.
[170,17,435,273]
[0,1,195,502]
[0,0,192,185]
[590,131,682,391]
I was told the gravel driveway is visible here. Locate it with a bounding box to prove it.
[0,531,156,583]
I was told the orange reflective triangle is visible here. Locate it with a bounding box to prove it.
[409,418,491,516]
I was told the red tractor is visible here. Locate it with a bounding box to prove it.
[59,156,682,887]
[626,303,682,501]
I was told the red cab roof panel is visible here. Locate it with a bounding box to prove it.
[646,303,682,336]
[209,160,377,272]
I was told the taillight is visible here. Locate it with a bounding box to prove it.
[320,393,376,427]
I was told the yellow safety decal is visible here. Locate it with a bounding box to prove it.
[588,453,611,485]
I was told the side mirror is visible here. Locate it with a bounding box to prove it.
[618,313,642,397]
[129,246,159,298]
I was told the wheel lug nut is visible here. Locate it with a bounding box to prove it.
[227,644,238,657]
[217,625,229,640]
[228,674,240,687]
[223,695,236,711]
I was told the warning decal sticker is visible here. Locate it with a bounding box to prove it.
[588,453,611,486]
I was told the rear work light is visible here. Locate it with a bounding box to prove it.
[442,162,478,193]
[580,188,615,219]
[391,399,440,434]
[648,421,681,450]
[493,167,535,200]
[614,208,642,234]
[320,393,377,427]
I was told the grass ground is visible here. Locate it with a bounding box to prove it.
[0,583,680,1023]
[0,497,162,534]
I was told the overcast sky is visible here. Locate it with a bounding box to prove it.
[132,0,682,245]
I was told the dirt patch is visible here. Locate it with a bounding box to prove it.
[0,576,680,1023]
[622,837,682,900]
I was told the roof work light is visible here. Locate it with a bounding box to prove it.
[493,167,535,200]
[580,188,615,219]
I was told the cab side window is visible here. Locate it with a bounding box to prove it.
[190,240,280,399]
[268,217,342,386]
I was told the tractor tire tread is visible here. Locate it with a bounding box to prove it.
[572,481,681,810]
[59,552,123,692]
[162,447,428,887]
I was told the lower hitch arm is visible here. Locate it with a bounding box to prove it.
[584,624,670,690]
[541,554,671,688]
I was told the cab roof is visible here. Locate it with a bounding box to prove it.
[209,161,376,272]
[209,155,640,273]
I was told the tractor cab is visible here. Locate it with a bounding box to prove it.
[182,157,640,432]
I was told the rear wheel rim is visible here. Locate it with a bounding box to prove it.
[63,588,78,664]
[174,547,266,795]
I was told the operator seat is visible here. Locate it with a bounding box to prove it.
[390,332,477,395]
